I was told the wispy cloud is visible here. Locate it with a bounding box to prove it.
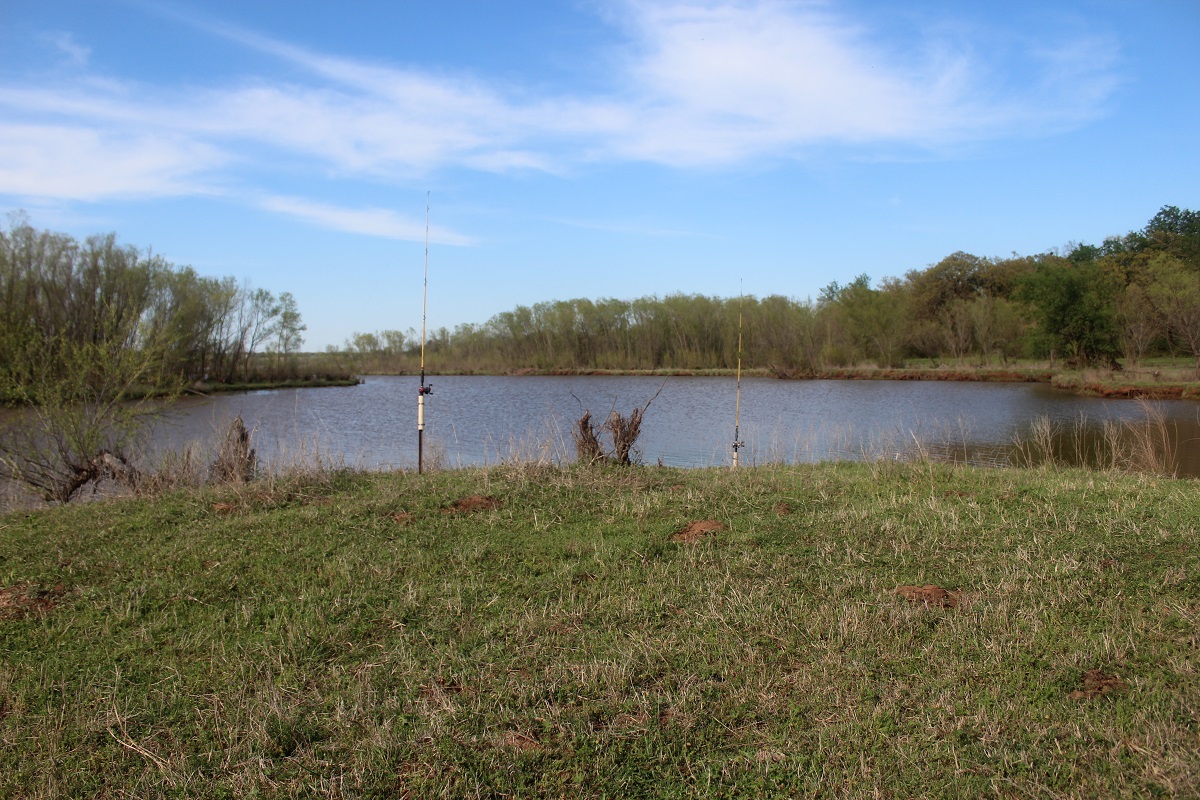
[42,31,91,67]
[0,1,1121,229]
[545,214,703,239]
[597,0,1120,163]
[0,124,225,201]
[257,195,475,245]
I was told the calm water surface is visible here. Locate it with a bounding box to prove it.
[148,376,1200,475]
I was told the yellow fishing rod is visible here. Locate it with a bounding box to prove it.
[417,192,432,473]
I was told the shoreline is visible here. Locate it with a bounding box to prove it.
[356,365,1200,400]
[184,376,361,395]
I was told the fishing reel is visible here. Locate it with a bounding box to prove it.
[418,384,433,396]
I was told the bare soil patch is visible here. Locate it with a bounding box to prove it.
[755,748,786,764]
[499,730,542,752]
[420,677,465,700]
[672,520,726,542]
[657,707,681,727]
[1070,669,1126,700]
[896,584,964,609]
[774,502,793,515]
[444,495,502,514]
[549,616,584,635]
[0,583,68,621]
[390,511,414,525]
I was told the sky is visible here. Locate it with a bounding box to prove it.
[2,0,1198,350]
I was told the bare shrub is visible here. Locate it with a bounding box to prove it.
[572,410,605,464]
[605,407,647,466]
[0,337,167,503]
[211,416,257,483]
[572,384,663,466]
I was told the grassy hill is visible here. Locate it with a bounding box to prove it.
[2,461,1198,798]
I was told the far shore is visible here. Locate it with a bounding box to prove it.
[349,362,1200,400]
[184,376,362,395]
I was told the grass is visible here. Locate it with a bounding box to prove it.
[2,461,1199,798]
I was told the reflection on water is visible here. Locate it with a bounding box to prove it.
[143,376,1200,477]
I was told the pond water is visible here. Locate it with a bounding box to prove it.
[145,375,1200,476]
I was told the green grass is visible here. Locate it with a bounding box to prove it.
[2,462,1199,798]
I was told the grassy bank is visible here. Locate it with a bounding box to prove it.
[2,462,1199,797]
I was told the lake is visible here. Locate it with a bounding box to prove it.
[146,375,1200,476]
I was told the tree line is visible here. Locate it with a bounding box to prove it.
[1,213,311,404]
[339,206,1200,375]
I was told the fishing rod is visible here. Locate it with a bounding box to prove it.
[732,285,744,467]
[417,192,432,474]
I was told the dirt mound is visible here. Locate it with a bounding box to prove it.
[1069,669,1125,700]
[445,495,502,514]
[390,511,414,525]
[499,730,542,752]
[896,584,963,609]
[671,520,726,542]
[0,583,68,621]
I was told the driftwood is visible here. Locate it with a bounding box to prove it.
[34,449,141,504]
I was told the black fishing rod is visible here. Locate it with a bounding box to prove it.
[417,193,432,473]
[732,285,744,467]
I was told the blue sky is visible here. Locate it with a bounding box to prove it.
[2,0,1197,350]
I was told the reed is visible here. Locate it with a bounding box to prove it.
[1011,401,1181,477]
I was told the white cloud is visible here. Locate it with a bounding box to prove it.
[0,1,1120,212]
[257,195,475,245]
[596,0,1119,164]
[0,124,225,201]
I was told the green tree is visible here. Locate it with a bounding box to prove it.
[967,295,1023,365]
[905,251,986,320]
[273,291,306,357]
[1115,282,1162,366]
[1017,258,1120,366]
[1145,254,1200,372]
[833,275,910,368]
[939,298,974,363]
